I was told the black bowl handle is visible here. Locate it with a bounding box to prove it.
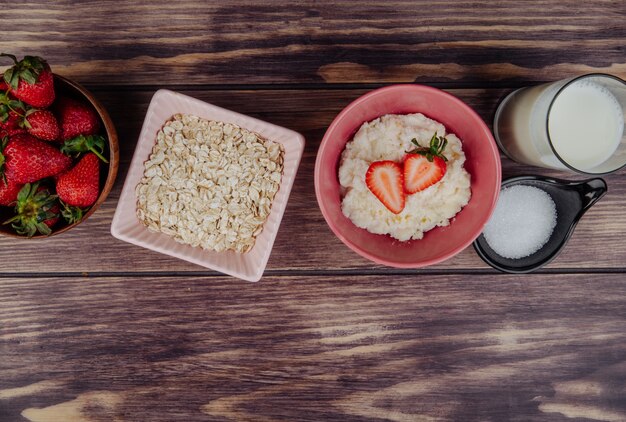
[577,178,607,212]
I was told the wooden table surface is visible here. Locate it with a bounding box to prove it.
[1,1,625,421]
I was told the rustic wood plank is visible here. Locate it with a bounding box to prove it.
[0,1,624,86]
[1,88,625,274]
[1,274,625,421]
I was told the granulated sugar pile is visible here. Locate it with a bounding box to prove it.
[483,185,557,259]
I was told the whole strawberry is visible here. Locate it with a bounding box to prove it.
[0,110,26,137]
[24,109,59,141]
[0,177,23,206]
[56,153,100,207]
[56,97,100,141]
[1,133,71,184]
[0,92,26,137]
[4,182,59,236]
[1,54,55,108]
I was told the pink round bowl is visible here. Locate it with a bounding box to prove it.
[314,84,502,268]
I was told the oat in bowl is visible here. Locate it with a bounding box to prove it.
[111,89,305,282]
[315,85,501,269]
[135,114,284,253]
[339,113,472,241]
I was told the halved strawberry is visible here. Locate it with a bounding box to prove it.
[404,133,448,193]
[404,155,447,193]
[365,160,405,214]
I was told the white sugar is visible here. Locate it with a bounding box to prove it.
[483,185,557,259]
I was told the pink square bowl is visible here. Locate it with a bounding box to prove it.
[111,89,305,281]
[314,84,501,268]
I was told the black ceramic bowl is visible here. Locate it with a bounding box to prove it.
[473,175,607,273]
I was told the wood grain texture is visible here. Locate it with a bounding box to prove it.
[0,88,625,274]
[1,1,625,421]
[0,1,624,86]
[1,275,626,421]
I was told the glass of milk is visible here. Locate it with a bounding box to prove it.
[494,74,625,174]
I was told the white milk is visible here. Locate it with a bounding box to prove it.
[494,75,625,173]
[494,83,566,169]
[548,80,623,170]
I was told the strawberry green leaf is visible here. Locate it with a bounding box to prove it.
[3,68,14,87]
[61,135,108,163]
[9,71,19,91]
[20,69,36,85]
[22,56,45,72]
[35,222,51,236]
[1,54,48,88]
[17,182,34,203]
[61,201,84,224]
[42,210,56,220]
[406,132,449,162]
[5,182,58,237]
[8,100,23,109]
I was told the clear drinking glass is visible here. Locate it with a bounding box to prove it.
[493,74,626,174]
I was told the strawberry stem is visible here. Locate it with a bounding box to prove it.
[407,132,449,162]
[0,53,18,65]
[0,92,26,119]
[89,147,108,163]
[5,102,25,118]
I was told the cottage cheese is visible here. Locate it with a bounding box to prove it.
[339,113,471,241]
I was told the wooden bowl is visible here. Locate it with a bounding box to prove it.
[0,74,119,238]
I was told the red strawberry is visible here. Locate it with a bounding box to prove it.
[0,110,25,137]
[1,54,55,108]
[4,183,59,236]
[56,153,100,207]
[24,109,59,141]
[1,133,72,184]
[56,97,100,141]
[44,198,60,228]
[403,155,447,193]
[0,80,7,91]
[0,177,23,206]
[0,91,27,137]
[365,160,405,214]
[404,133,448,193]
